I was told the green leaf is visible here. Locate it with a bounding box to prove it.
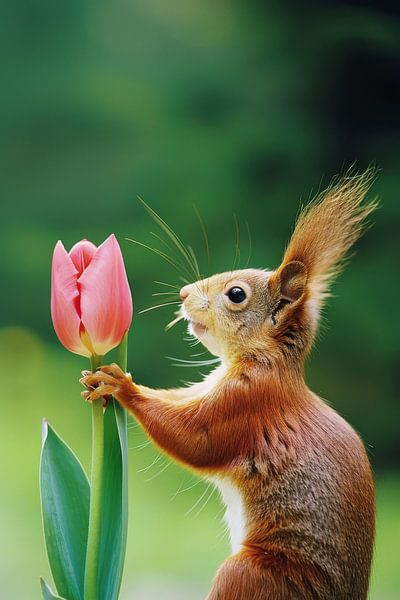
[97,399,128,599]
[113,400,129,589]
[40,421,90,600]
[40,578,66,599]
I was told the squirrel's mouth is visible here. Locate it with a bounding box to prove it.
[181,305,208,337]
[188,320,208,337]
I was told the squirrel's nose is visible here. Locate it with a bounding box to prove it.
[180,286,189,301]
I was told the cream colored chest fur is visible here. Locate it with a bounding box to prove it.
[212,476,246,554]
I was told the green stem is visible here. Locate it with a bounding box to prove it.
[114,332,128,594]
[84,353,104,600]
[116,331,128,373]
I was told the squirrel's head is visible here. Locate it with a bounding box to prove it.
[180,170,377,367]
[180,263,309,364]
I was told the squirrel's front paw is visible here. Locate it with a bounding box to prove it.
[80,363,135,405]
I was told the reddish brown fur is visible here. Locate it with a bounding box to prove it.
[81,170,377,599]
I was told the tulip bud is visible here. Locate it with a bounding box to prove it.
[51,234,133,357]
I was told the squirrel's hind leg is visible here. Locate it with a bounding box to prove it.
[206,549,325,600]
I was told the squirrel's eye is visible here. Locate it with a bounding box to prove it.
[226,287,246,304]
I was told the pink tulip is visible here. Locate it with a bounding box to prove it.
[51,234,133,357]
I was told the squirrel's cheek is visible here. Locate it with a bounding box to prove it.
[203,330,225,359]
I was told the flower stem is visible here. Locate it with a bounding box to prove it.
[114,332,129,594]
[84,353,104,600]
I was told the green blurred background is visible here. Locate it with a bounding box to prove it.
[1,0,399,598]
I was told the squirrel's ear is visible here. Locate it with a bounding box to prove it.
[278,260,308,302]
[268,260,308,323]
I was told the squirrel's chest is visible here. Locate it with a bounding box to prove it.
[212,476,246,554]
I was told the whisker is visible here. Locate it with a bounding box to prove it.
[187,245,202,281]
[166,356,221,367]
[214,520,230,547]
[167,356,217,364]
[129,440,152,450]
[192,484,216,519]
[193,204,210,270]
[244,220,252,268]
[154,280,180,290]
[150,231,175,251]
[178,276,191,285]
[183,336,201,347]
[145,460,171,482]
[171,478,202,500]
[232,213,241,270]
[152,291,180,297]
[126,237,190,281]
[138,453,164,473]
[185,483,212,516]
[150,231,195,282]
[139,300,181,315]
[138,197,199,280]
[165,312,184,330]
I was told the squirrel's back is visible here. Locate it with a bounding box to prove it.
[217,391,375,600]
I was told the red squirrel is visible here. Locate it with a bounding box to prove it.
[81,171,377,599]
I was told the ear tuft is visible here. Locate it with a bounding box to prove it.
[279,260,307,302]
[281,168,378,307]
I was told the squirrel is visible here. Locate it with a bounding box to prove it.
[81,170,377,600]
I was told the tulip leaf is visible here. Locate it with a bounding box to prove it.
[97,399,128,600]
[40,421,90,600]
[40,578,67,599]
[114,400,129,587]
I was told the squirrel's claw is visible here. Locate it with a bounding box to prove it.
[80,364,135,406]
[80,371,119,388]
[98,363,127,380]
[81,384,116,402]
[81,389,93,402]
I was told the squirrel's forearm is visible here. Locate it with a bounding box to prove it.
[136,383,202,404]
[119,384,216,469]
[132,394,212,469]
[117,381,251,471]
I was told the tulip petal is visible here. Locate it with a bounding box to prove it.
[69,240,97,275]
[51,241,91,357]
[79,235,133,356]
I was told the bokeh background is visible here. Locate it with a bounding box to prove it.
[1,1,399,598]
